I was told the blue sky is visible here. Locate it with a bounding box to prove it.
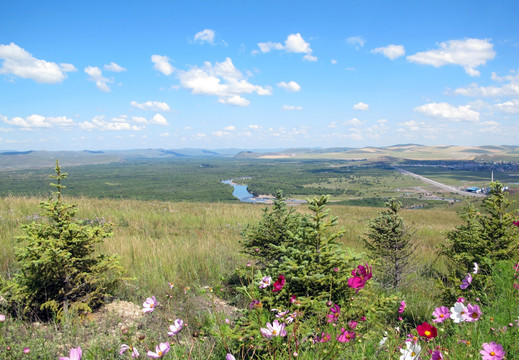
[0,0,518,151]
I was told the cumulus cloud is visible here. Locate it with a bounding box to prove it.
[80,115,144,131]
[255,33,317,61]
[194,29,215,44]
[407,38,495,77]
[0,42,76,83]
[454,68,519,97]
[346,36,365,49]
[84,66,112,92]
[151,55,175,76]
[177,57,271,106]
[131,101,171,112]
[414,102,480,122]
[344,118,364,126]
[494,99,519,113]
[282,105,302,111]
[277,81,301,92]
[353,102,369,111]
[371,44,405,60]
[2,114,74,128]
[151,113,169,125]
[104,62,126,72]
[223,125,235,131]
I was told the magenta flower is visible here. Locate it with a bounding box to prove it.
[226,354,236,360]
[260,319,287,339]
[143,296,158,313]
[168,319,184,336]
[348,263,372,292]
[480,342,505,360]
[431,350,443,360]
[318,332,331,343]
[399,300,406,314]
[23,348,30,354]
[432,306,450,323]
[513,220,519,227]
[147,342,170,358]
[59,347,82,360]
[272,275,285,292]
[460,273,472,289]
[336,328,355,343]
[462,303,482,322]
[348,320,358,329]
[290,294,297,304]
[327,304,340,323]
[120,344,139,358]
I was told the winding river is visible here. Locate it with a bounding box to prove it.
[221,179,271,203]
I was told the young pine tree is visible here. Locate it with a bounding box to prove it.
[363,198,417,289]
[7,161,123,320]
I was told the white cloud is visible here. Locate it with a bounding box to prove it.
[346,36,365,49]
[177,57,271,106]
[414,102,480,122]
[331,59,337,64]
[407,38,495,77]
[249,124,261,130]
[132,116,148,124]
[80,115,144,131]
[371,44,405,60]
[150,113,169,125]
[277,81,301,92]
[282,105,302,111]
[3,114,74,128]
[479,121,501,133]
[151,55,175,76]
[84,66,111,92]
[194,29,215,44]
[353,102,369,111]
[494,99,519,113]
[454,68,519,97]
[0,42,76,83]
[223,125,235,131]
[255,33,317,61]
[344,118,364,126]
[104,62,126,72]
[131,101,171,112]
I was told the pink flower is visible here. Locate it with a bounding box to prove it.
[326,304,340,323]
[226,354,236,360]
[457,297,465,303]
[347,263,372,292]
[168,319,184,336]
[59,347,82,360]
[120,344,139,358]
[348,320,358,330]
[399,300,406,314]
[143,296,158,313]
[462,303,482,322]
[0,314,5,322]
[290,295,297,304]
[432,306,450,323]
[480,342,505,360]
[416,322,437,339]
[513,220,519,227]
[147,342,170,358]
[259,276,272,289]
[319,332,331,343]
[272,275,285,292]
[260,320,287,339]
[336,328,355,343]
[23,348,30,354]
[460,273,472,289]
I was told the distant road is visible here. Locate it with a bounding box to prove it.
[393,167,486,197]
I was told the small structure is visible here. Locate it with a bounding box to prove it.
[466,186,481,193]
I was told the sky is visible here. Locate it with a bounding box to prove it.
[0,0,518,151]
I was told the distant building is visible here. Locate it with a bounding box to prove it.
[466,187,481,193]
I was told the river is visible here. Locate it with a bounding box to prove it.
[221,179,271,203]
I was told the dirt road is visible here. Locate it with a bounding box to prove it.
[393,167,486,197]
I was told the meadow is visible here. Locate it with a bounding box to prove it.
[0,160,518,359]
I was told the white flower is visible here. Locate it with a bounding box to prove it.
[259,276,272,289]
[400,341,421,360]
[168,319,184,336]
[450,302,468,323]
[379,331,388,346]
[260,320,287,339]
[473,262,479,274]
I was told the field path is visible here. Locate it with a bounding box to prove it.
[393,167,486,197]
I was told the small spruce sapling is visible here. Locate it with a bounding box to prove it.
[9,161,123,320]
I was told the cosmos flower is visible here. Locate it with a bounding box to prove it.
[259,276,272,289]
[432,306,451,323]
[400,341,421,360]
[143,296,158,313]
[399,301,406,314]
[336,328,355,343]
[272,275,285,292]
[120,344,139,358]
[327,304,340,323]
[462,303,482,322]
[260,320,287,339]
[450,302,468,323]
[59,347,82,360]
[460,273,472,289]
[416,322,437,339]
[147,342,170,358]
[480,342,505,360]
[168,319,184,336]
[473,262,479,274]
[348,263,372,292]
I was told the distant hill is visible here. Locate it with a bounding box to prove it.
[1,145,518,171]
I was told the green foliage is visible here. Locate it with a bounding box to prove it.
[2,161,123,320]
[438,181,519,303]
[364,199,417,289]
[240,191,304,267]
